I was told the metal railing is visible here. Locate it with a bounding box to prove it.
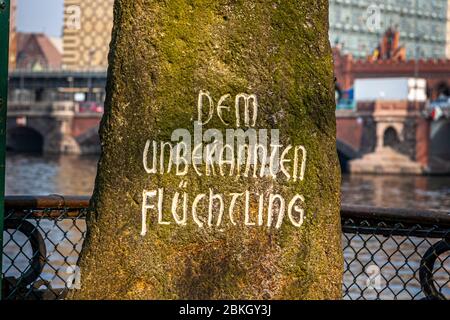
[2,195,449,300]
[7,101,77,116]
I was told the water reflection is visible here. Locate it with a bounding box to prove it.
[6,153,97,196]
[341,174,450,210]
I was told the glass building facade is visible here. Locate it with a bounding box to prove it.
[329,0,450,59]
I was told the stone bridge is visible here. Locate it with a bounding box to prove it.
[7,101,102,154]
[336,101,450,174]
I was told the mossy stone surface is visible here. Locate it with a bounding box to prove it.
[71,0,343,300]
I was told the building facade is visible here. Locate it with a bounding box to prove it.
[59,1,450,68]
[445,0,450,59]
[62,0,114,70]
[9,0,17,70]
[333,47,450,100]
[329,0,449,59]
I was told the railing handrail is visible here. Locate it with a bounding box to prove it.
[9,70,108,77]
[341,204,450,227]
[5,195,90,210]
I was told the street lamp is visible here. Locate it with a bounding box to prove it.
[87,49,95,102]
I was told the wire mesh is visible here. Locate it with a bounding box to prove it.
[2,199,449,300]
[342,222,449,300]
[3,207,86,300]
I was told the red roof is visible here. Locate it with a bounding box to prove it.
[16,32,62,70]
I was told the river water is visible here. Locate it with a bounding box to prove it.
[3,153,450,299]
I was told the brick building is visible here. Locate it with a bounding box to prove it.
[334,48,450,101]
[15,33,62,71]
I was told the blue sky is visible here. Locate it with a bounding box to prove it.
[17,0,64,37]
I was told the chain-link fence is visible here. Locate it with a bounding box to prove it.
[342,205,450,300]
[2,196,87,300]
[2,196,449,300]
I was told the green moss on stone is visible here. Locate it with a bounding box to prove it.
[70,0,343,300]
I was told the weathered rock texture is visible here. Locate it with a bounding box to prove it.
[71,0,342,300]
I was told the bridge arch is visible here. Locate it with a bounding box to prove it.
[335,82,342,103]
[7,126,44,153]
[76,126,100,154]
[336,140,358,173]
[435,81,450,98]
[430,120,450,161]
[383,126,401,149]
